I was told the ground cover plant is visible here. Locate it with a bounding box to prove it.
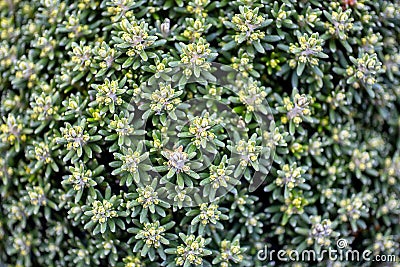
[0,0,399,266]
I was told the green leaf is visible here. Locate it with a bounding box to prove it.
[93,224,101,235]
[75,190,83,203]
[282,213,289,225]
[289,120,296,135]
[100,222,107,233]
[221,40,236,51]
[133,240,143,252]
[139,51,148,61]
[122,57,134,68]
[177,174,184,188]
[108,219,116,232]
[253,41,265,53]
[115,219,125,230]
[296,62,305,76]
[83,145,92,159]
[264,183,276,192]
[264,35,281,42]
[141,244,150,256]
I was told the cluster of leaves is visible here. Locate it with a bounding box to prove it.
[0,0,399,266]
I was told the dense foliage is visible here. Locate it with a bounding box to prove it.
[0,0,399,266]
